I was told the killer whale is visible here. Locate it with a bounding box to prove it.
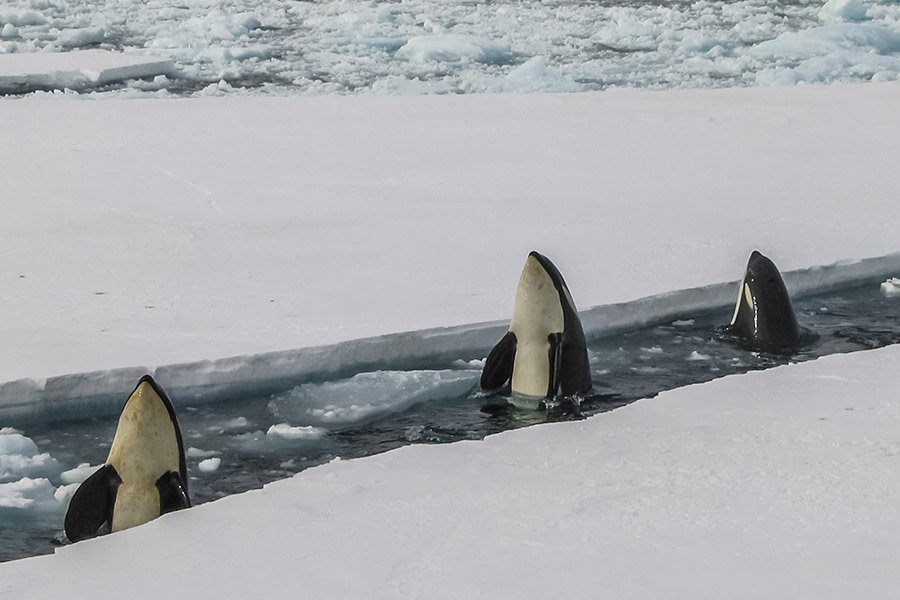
[481,251,592,401]
[64,375,190,542]
[724,250,800,354]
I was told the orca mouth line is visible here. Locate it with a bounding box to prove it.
[5,279,899,564]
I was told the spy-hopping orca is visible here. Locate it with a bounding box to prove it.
[481,251,592,401]
[724,250,800,354]
[65,375,190,542]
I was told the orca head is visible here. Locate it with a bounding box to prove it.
[107,375,187,489]
[728,250,800,352]
[509,251,567,337]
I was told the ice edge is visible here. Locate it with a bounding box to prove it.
[2,251,898,425]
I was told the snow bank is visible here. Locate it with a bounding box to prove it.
[0,50,174,94]
[4,344,900,597]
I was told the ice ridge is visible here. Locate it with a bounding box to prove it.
[1,252,898,425]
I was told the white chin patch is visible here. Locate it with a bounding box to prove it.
[111,483,161,532]
[107,381,181,532]
[508,255,564,397]
[729,279,746,326]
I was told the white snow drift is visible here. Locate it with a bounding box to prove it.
[4,344,900,598]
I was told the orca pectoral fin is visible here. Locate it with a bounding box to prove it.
[64,464,120,543]
[157,471,191,514]
[481,331,517,390]
[547,333,563,398]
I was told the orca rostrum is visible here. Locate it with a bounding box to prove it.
[64,375,190,542]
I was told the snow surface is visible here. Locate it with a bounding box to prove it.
[1,83,899,423]
[1,63,899,594]
[0,50,173,93]
[4,345,900,597]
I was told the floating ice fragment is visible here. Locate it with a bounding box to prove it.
[56,27,106,48]
[881,278,900,297]
[0,8,48,27]
[187,447,221,459]
[453,358,485,369]
[504,56,581,93]
[396,34,512,65]
[671,319,695,327]
[268,370,479,427]
[640,346,664,354]
[54,483,80,505]
[207,416,253,434]
[198,458,221,473]
[0,428,38,456]
[266,424,326,441]
[60,463,101,485]
[0,478,61,513]
[0,50,174,94]
[688,351,711,361]
[0,428,61,484]
[404,426,425,442]
[820,0,869,23]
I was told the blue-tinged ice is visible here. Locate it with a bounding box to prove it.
[268,369,480,428]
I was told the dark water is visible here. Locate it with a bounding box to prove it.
[4,282,898,562]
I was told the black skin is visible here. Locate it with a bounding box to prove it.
[64,466,190,542]
[725,250,800,354]
[63,374,192,543]
[481,251,592,399]
[137,374,189,492]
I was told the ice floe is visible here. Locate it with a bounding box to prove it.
[198,458,221,473]
[0,50,174,94]
[266,424,327,440]
[0,477,60,513]
[881,278,900,296]
[0,428,60,483]
[268,369,481,427]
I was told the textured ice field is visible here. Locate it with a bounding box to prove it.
[0,0,899,95]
